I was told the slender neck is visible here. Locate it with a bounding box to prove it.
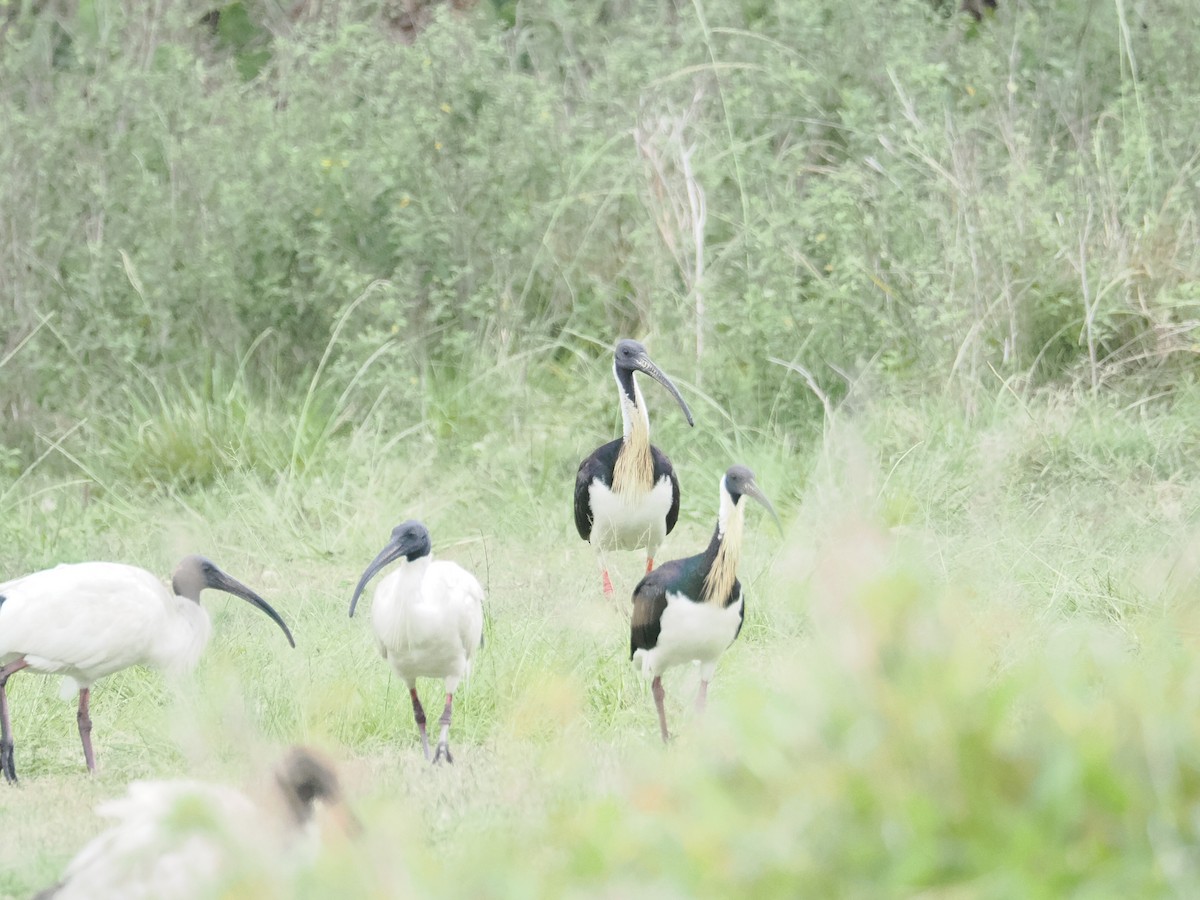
[152,599,213,675]
[614,364,650,438]
[702,486,745,604]
[612,368,654,496]
[403,554,433,575]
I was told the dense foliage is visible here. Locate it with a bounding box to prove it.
[6,2,1200,897]
[5,1,1199,479]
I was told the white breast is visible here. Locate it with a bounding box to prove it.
[0,563,210,687]
[50,780,278,900]
[588,475,674,552]
[369,558,484,690]
[633,591,743,681]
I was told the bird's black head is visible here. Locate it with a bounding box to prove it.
[348,519,433,617]
[173,554,297,648]
[611,339,694,427]
[723,465,757,502]
[614,339,649,371]
[275,746,361,835]
[389,519,433,561]
[723,465,783,533]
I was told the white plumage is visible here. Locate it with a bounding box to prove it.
[349,520,484,763]
[632,589,746,683]
[586,475,677,558]
[0,563,212,686]
[0,555,295,782]
[36,746,357,900]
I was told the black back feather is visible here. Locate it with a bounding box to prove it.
[574,439,621,540]
[573,439,682,541]
[629,529,744,658]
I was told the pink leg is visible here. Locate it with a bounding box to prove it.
[409,688,431,760]
[0,658,30,784]
[652,675,669,744]
[646,557,655,574]
[432,693,455,765]
[696,679,709,714]
[77,688,95,773]
[596,550,615,596]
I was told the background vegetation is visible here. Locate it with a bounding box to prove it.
[4,0,1200,896]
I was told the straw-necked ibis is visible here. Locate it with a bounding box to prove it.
[35,745,359,900]
[0,556,295,783]
[349,520,484,764]
[575,339,695,595]
[630,465,780,742]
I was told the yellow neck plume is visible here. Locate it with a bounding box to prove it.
[613,409,654,497]
[703,499,744,604]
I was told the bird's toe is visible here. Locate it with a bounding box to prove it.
[432,743,454,765]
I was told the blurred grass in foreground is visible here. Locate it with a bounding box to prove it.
[6,387,1200,897]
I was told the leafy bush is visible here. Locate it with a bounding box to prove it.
[2,0,1199,470]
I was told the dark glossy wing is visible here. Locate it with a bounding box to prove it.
[651,445,682,535]
[630,553,708,658]
[630,568,672,658]
[574,439,622,541]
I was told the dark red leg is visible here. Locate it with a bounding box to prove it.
[0,659,30,784]
[409,688,431,760]
[77,687,95,773]
[652,675,669,744]
[432,693,454,764]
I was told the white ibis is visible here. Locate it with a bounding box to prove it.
[630,465,780,742]
[348,520,485,764]
[574,339,695,595]
[0,555,295,783]
[35,745,359,900]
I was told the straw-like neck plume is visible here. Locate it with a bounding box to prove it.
[702,477,745,604]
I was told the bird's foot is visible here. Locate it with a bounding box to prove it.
[432,742,454,765]
[1,740,17,784]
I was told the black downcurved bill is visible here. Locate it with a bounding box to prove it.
[209,570,296,648]
[743,481,784,535]
[348,540,407,618]
[633,357,695,427]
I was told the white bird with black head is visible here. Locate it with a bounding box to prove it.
[630,465,780,742]
[349,520,484,764]
[35,745,360,900]
[0,555,295,783]
[574,339,695,596]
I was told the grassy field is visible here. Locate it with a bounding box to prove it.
[4,0,1200,895]
[5,381,1200,896]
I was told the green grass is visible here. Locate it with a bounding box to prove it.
[5,385,1200,896]
[3,1,1200,894]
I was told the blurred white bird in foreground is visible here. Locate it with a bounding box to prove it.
[0,555,295,781]
[35,746,359,900]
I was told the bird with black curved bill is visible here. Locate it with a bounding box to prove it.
[0,555,296,783]
[575,339,695,596]
[630,465,781,743]
[34,745,360,900]
[349,520,485,764]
